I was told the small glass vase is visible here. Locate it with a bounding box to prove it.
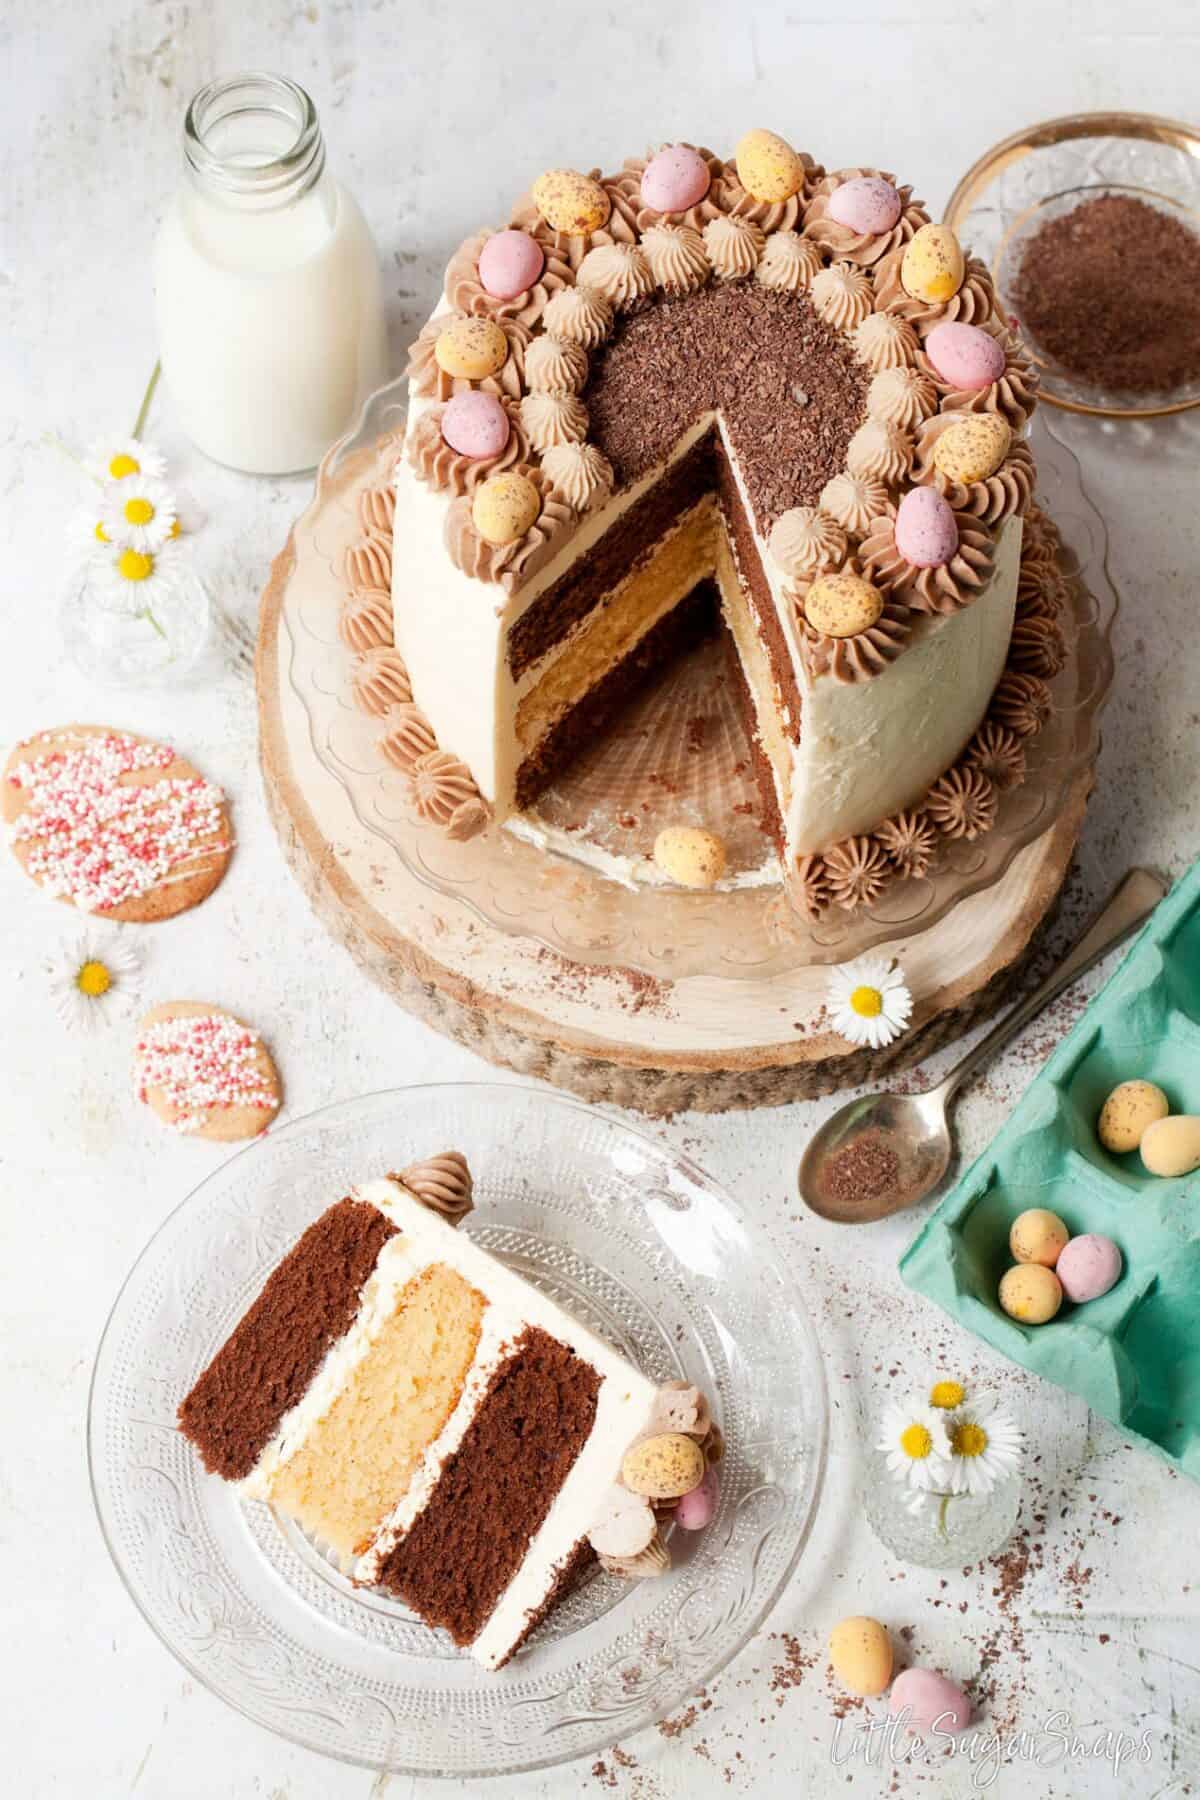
[862,1447,1021,1568]
[61,559,211,687]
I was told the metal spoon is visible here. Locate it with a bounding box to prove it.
[799,867,1168,1224]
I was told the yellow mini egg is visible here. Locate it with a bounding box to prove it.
[900,222,965,304]
[1141,1114,1200,1178]
[653,826,727,889]
[434,316,509,381]
[931,415,1012,486]
[735,129,806,203]
[471,472,541,546]
[829,1616,894,1698]
[622,1432,706,1500]
[805,571,884,639]
[531,168,611,235]
[999,1262,1063,1325]
[1098,1080,1170,1154]
[1009,1207,1069,1267]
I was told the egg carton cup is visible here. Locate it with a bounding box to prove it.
[901,854,1200,1479]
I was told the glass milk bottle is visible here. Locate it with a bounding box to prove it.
[154,73,388,474]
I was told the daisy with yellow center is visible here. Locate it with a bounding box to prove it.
[100,477,178,553]
[946,1397,1022,1498]
[88,436,167,485]
[827,954,913,1049]
[930,1379,966,1410]
[45,929,144,1031]
[92,535,182,620]
[877,1401,952,1510]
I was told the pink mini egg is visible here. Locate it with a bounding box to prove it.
[477,229,545,300]
[1057,1233,1123,1303]
[894,487,959,567]
[675,1466,718,1531]
[641,144,712,214]
[441,390,510,460]
[889,1667,972,1736]
[924,321,1007,392]
[828,175,902,236]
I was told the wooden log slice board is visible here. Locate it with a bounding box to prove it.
[257,435,1093,1116]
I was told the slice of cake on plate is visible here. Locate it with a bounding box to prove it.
[178,1154,717,1669]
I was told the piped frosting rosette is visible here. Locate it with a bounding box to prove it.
[710,151,822,233]
[444,226,575,327]
[444,464,575,595]
[793,562,912,685]
[918,322,1039,432]
[802,167,929,267]
[859,506,997,616]
[406,310,530,402]
[911,414,1036,525]
[407,398,530,496]
[510,167,639,271]
[604,143,726,234]
[873,248,999,333]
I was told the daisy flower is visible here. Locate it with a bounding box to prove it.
[929,1378,967,1411]
[73,505,114,551]
[90,534,183,618]
[946,1396,1023,1498]
[45,928,144,1031]
[88,436,167,484]
[877,1401,953,1497]
[827,954,913,1049]
[100,476,178,552]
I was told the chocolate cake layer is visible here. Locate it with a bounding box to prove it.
[714,438,802,743]
[376,1324,601,1646]
[515,580,718,809]
[585,283,867,532]
[501,1536,596,1667]
[178,1198,397,1480]
[508,437,713,680]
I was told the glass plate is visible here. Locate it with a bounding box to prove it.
[88,1084,828,1778]
[945,110,1200,418]
[275,398,1114,975]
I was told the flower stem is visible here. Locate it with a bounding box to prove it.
[937,1493,953,1538]
[132,362,161,441]
[43,433,102,483]
[140,606,167,641]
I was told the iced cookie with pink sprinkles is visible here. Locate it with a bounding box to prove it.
[2,725,232,922]
[134,1001,281,1142]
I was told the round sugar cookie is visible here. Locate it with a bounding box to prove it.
[133,1001,281,1142]
[3,725,232,922]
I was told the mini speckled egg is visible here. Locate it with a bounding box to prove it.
[478,228,545,300]
[828,175,902,236]
[676,1466,719,1531]
[471,471,540,546]
[734,129,805,203]
[999,1262,1063,1324]
[924,320,1006,391]
[1141,1114,1200,1178]
[1009,1207,1069,1267]
[894,487,958,568]
[653,826,727,889]
[931,414,1012,485]
[622,1431,706,1499]
[641,143,711,214]
[805,571,884,639]
[531,168,611,235]
[441,390,510,460]
[829,1617,893,1698]
[1057,1234,1123,1303]
[889,1667,972,1735]
[434,316,509,381]
[900,222,965,305]
[1097,1079,1170,1153]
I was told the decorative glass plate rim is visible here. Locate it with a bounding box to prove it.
[268,395,1116,977]
[88,1082,829,1777]
[945,108,1200,419]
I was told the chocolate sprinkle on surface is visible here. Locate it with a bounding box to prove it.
[1012,193,1200,392]
[585,283,869,531]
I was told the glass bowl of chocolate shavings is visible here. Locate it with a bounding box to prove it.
[945,110,1200,418]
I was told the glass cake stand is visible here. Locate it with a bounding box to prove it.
[89,1085,828,1778]
[281,389,1115,978]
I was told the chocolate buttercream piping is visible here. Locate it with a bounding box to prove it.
[406,310,530,402]
[852,310,919,371]
[1008,614,1067,678]
[797,588,911,684]
[541,284,615,347]
[792,854,832,920]
[876,809,938,879]
[769,505,848,581]
[926,766,998,839]
[917,324,1039,431]
[824,835,893,909]
[866,364,938,430]
[407,749,490,839]
[756,229,823,294]
[511,168,636,271]
[358,482,396,538]
[346,531,392,596]
[524,333,590,396]
[352,647,412,717]
[811,261,875,331]
[445,227,574,327]
[873,248,999,332]
[394,1150,475,1222]
[711,153,818,233]
[407,398,529,496]
[640,223,711,295]
[846,418,912,486]
[965,720,1026,789]
[802,167,929,267]
[444,466,575,593]
[703,213,765,280]
[819,470,891,536]
[604,145,725,234]
[990,670,1052,737]
[519,391,589,451]
[911,418,1036,524]
[338,588,393,653]
[577,241,655,308]
[859,508,996,614]
[540,440,614,511]
[379,704,437,770]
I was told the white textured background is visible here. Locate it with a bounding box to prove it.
[3,2,1200,1795]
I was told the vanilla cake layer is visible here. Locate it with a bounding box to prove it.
[179,1178,659,1668]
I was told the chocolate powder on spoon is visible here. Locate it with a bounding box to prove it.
[1011,193,1200,392]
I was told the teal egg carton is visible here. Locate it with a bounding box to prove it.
[900,857,1200,1479]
